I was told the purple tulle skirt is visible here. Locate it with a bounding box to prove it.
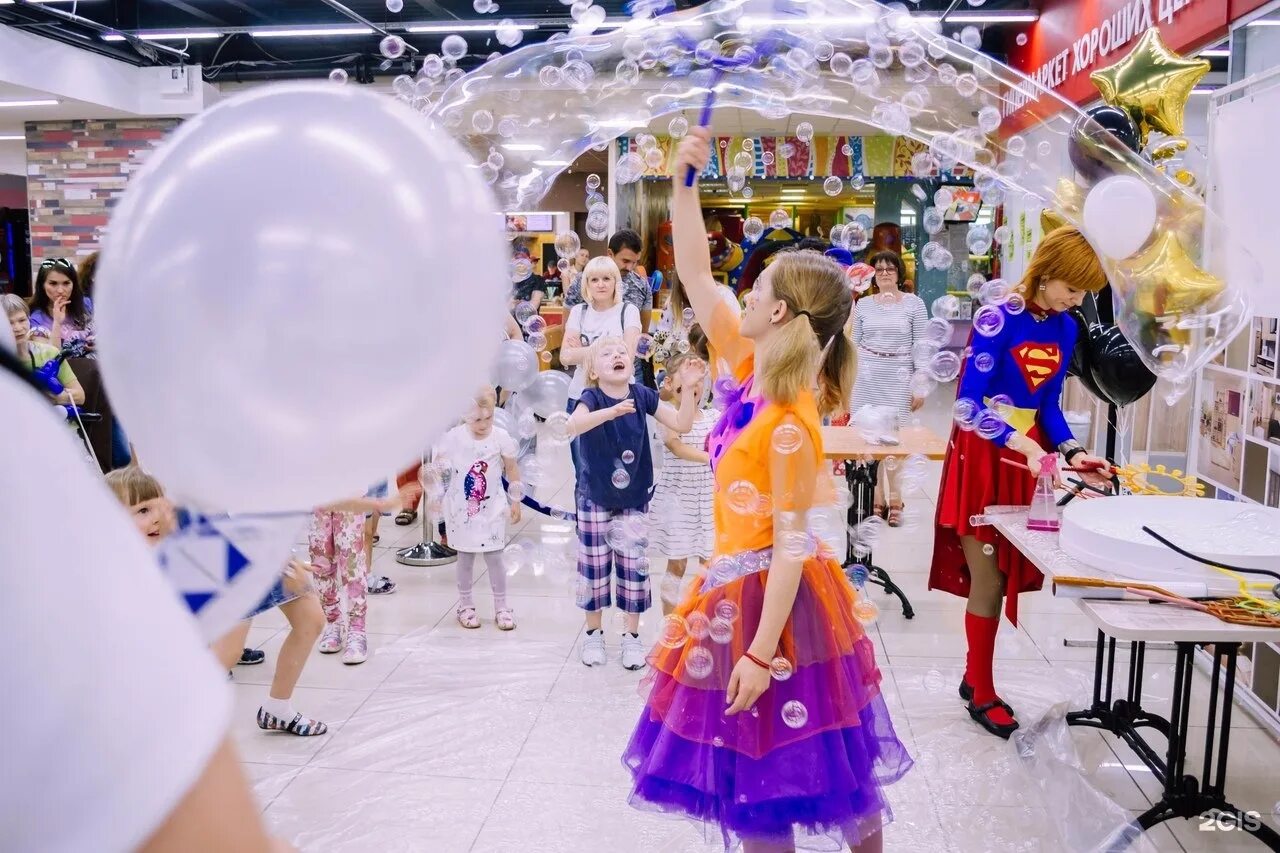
[622,554,913,851]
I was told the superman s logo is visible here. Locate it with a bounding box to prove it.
[1012,343,1062,392]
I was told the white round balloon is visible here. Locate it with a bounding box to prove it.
[96,84,507,512]
[1082,175,1157,260]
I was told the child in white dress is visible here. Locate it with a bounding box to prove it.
[648,351,715,614]
[432,388,523,630]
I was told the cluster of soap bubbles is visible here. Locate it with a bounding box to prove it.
[952,391,1013,438]
[419,0,1250,391]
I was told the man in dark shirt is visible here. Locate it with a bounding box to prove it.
[512,270,547,311]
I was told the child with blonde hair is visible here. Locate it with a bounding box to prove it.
[106,466,332,735]
[648,350,716,614]
[432,387,523,630]
[569,335,705,669]
[560,256,642,472]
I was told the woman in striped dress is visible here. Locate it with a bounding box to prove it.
[649,351,716,613]
[848,250,927,526]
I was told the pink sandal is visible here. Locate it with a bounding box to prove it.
[456,606,480,629]
[496,608,516,631]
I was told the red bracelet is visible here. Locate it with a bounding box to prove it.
[743,652,771,670]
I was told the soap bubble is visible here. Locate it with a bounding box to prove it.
[1016,32,1028,47]
[386,0,404,10]
[379,35,406,59]
[555,231,580,258]
[1037,140,1052,158]
[1005,293,1026,314]
[975,352,995,373]
[929,350,961,382]
[922,207,945,235]
[772,423,803,454]
[328,68,349,84]
[932,294,961,320]
[686,646,714,679]
[853,597,880,624]
[975,408,1006,440]
[668,116,689,138]
[973,305,1006,337]
[977,106,1002,134]
[831,52,853,76]
[715,599,740,622]
[727,480,760,514]
[472,109,495,133]
[585,173,601,190]
[442,34,468,61]
[781,699,809,728]
[796,121,814,142]
[769,209,792,230]
[659,615,688,648]
[967,225,993,255]
[743,217,764,242]
[982,543,995,556]
[823,176,844,196]
[925,317,952,345]
[709,618,734,644]
[953,398,979,428]
[495,19,523,47]
[621,449,635,464]
[993,225,1013,246]
[686,611,711,640]
[769,656,794,681]
[843,222,869,252]
[955,73,979,97]
[960,26,982,50]
[611,469,630,489]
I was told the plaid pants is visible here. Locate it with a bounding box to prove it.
[575,493,651,613]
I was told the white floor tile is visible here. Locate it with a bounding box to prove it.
[266,768,499,853]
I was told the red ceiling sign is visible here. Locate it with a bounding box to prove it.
[1003,0,1234,129]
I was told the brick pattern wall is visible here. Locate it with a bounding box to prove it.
[25,118,179,264]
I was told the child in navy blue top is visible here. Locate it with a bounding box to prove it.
[568,336,705,670]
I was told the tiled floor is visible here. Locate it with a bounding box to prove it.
[238,393,1280,852]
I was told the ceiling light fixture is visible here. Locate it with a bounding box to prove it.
[1199,48,1230,58]
[103,31,223,42]
[945,10,1040,23]
[502,143,546,152]
[0,134,24,141]
[250,26,374,38]
[406,22,537,33]
[533,159,571,167]
[0,99,60,108]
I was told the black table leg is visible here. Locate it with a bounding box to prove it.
[1068,638,1280,850]
[841,459,915,619]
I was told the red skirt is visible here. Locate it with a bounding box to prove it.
[929,425,1046,625]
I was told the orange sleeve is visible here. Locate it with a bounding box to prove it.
[704,298,752,380]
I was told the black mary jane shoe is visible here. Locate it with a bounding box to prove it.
[967,699,1020,739]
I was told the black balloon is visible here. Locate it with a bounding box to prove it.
[1068,290,1157,408]
[1068,106,1142,183]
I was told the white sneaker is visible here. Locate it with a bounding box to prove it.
[581,630,606,667]
[620,633,646,671]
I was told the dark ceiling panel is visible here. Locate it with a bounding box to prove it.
[1,0,1041,78]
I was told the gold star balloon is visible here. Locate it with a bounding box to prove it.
[1040,178,1085,234]
[1118,230,1223,316]
[1090,28,1209,144]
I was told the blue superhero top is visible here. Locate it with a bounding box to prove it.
[956,304,1076,449]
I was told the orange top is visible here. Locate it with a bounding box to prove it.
[703,300,826,558]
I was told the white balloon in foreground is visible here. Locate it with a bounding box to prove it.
[97,84,507,512]
[1082,175,1157,260]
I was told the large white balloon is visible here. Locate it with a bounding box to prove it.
[1082,176,1158,260]
[97,84,507,512]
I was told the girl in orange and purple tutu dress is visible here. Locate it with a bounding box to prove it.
[624,127,912,853]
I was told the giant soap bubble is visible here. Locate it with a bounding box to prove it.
[427,0,1253,391]
[97,84,508,512]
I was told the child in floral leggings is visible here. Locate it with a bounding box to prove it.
[310,495,397,665]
